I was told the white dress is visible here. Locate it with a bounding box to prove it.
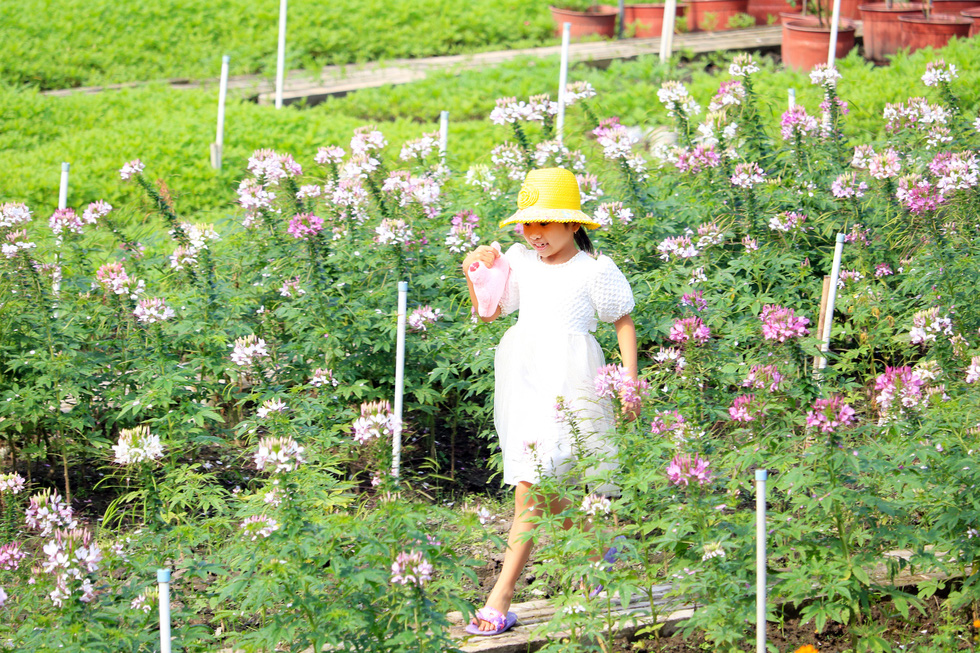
[494,244,635,489]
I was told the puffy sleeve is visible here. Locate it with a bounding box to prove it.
[498,243,524,315]
[589,255,635,323]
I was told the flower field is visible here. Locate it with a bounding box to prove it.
[2,35,980,652]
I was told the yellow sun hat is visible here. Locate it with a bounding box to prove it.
[499,167,601,230]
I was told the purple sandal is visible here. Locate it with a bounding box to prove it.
[465,606,518,636]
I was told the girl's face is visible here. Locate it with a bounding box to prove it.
[521,221,579,265]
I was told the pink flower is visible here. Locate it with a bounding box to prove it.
[0,202,32,229]
[445,210,480,253]
[730,162,765,189]
[408,305,442,332]
[390,550,434,586]
[95,261,145,298]
[240,515,280,540]
[708,80,745,112]
[675,145,721,174]
[0,472,26,495]
[874,263,893,278]
[780,105,818,140]
[669,317,711,345]
[650,410,687,436]
[25,490,76,535]
[230,334,270,367]
[922,58,957,87]
[352,400,397,444]
[966,356,980,384]
[657,235,699,262]
[666,453,713,487]
[134,297,175,324]
[0,542,28,571]
[742,364,784,392]
[253,436,305,473]
[287,213,324,240]
[315,145,346,165]
[310,368,338,388]
[680,291,707,312]
[728,395,761,422]
[832,172,868,199]
[594,201,634,227]
[768,211,807,233]
[896,174,945,214]
[874,366,925,416]
[49,208,85,236]
[759,305,809,342]
[119,159,145,181]
[805,396,856,433]
[594,364,649,413]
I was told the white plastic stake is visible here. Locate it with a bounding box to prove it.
[788,88,796,109]
[556,22,571,144]
[827,0,843,67]
[58,162,69,210]
[439,111,449,163]
[392,281,408,479]
[158,569,172,653]
[755,470,768,653]
[212,55,229,170]
[660,0,678,61]
[816,233,846,371]
[53,162,69,304]
[275,0,288,109]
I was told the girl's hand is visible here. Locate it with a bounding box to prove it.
[462,245,500,277]
[622,398,641,422]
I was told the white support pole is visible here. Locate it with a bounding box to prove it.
[816,233,846,371]
[391,281,408,480]
[275,0,288,109]
[659,0,678,61]
[439,111,449,163]
[556,23,571,145]
[53,162,69,304]
[212,55,229,170]
[755,469,768,653]
[788,88,796,109]
[826,0,843,67]
[157,569,172,653]
[58,162,70,210]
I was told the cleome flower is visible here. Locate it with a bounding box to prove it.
[759,305,809,342]
[390,549,434,587]
[25,489,77,536]
[805,396,856,433]
[351,400,397,445]
[408,305,442,332]
[669,317,711,346]
[0,472,26,495]
[134,297,176,324]
[112,425,164,465]
[230,334,270,368]
[240,515,280,541]
[667,453,713,487]
[253,435,305,474]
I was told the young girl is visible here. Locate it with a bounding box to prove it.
[461,167,639,636]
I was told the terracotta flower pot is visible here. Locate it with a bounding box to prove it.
[687,0,751,31]
[746,0,797,24]
[781,19,857,71]
[930,0,980,14]
[962,6,980,36]
[818,0,863,19]
[858,2,926,62]
[898,12,972,53]
[623,3,690,37]
[549,5,619,38]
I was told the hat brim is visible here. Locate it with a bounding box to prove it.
[499,207,601,230]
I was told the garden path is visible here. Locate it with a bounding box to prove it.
[38,25,844,106]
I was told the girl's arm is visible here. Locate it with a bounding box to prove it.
[462,246,502,322]
[614,313,640,419]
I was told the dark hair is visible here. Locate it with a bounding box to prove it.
[574,227,595,254]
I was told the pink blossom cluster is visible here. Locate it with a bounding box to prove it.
[577,173,603,203]
[445,210,481,253]
[236,178,277,215]
[666,453,713,487]
[256,398,288,419]
[170,222,220,271]
[254,435,305,473]
[675,145,721,174]
[130,588,156,614]
[657,81,701,117]
[381,172,441,217]
[819,96,849,117]
[831,172,868,199]
[25,489,77,536]
[314,145,346,165]
[490,143,527,181]
[843,223,871,246]
[592,121,642,165]
[650,409,689,438]
[95,261,145,298]
[489,95,555,125]
[41,527,102,606]
[49,208,94,236]
[708,80,745,113]
[582,493,612,517]
[651,346,687,374]
[112,425,164,465]
[134,297,176,324]
[728,53,760,77]
[2,230,36,259]
[352,400,397,445]
[593,364,649,412]
[805,396,856,433]
[768,211,807,233]
[118,159,145,181]
[310,368,339,388]
[296,184,322,200]
[563,80,597,104]
[349,125,388,155]
[780,105,819,140]
[669,317,711,345]
[921,59,957,87]
[240,515,280,541]
[728,394,764,422]
[593,201,634,228]
[342,152,380,178]
[657,235,699,262]
[874,263,893,278]
[759,305,810,342]
[680,291,707,312]
[391,550,434,586]
[966,356,980,384]
[874,366,925,416]
[808,63,841,88]
[0,542,27,571]
[868,148,901,179]
[533,140,587,172]
[909,307,953,345]
[730,162,765,188]
[278,277,306,298]
[883,98,950,134]
[375,218,415,247]
[399,132,438,162]
[286,212,324,240]
[230,334,270,368]
[408,305,442,332]
[896,174,944,214]
[247,149,302,183]
[742,364,784,392]
[929,151,979,196]
[0,202,32,229]
[82,200,112,225]
[331,177,371,224]
[696,222,724,247]
[836,269,864,289]
[742,236,759,251]
[0,472,26,494]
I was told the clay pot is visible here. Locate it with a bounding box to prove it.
[781,19,857,71]
[818,0,863,19]
[746,0,797,24]
[549,5,619,38]
[897,12,973,52]
[930,0,980,14]
[687,0,751,30]
[858,2,926,62]
[962,6,980,36]
[623,3,690,36]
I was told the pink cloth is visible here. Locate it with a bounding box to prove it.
[469,242,511,319]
